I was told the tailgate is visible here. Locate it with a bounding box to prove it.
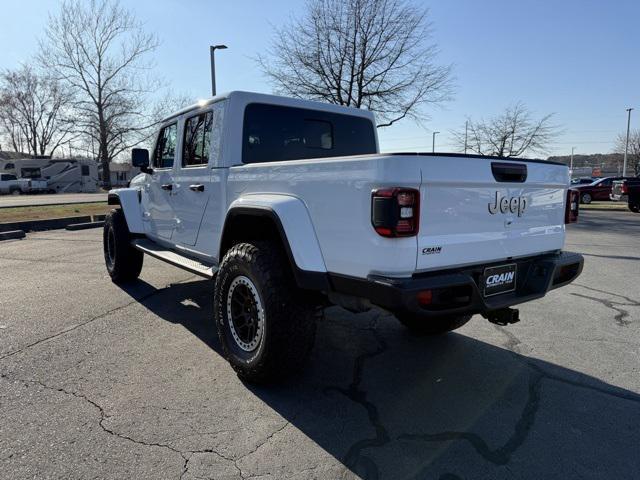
[611,181,624,196]
[416,157,568,272]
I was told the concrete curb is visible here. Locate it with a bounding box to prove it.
[66,221,105,231]
[0,230,26,241]
[0,214,109,234]
[0,216,92,233]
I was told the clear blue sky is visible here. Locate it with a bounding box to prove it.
[1,0,638,157]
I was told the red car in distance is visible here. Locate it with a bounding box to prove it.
[575,177,633,204]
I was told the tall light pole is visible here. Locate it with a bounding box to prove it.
[623,107,633,177]
[464,120,468,154]
[432,131,440,153]
[210,44,228,97]
[570,146,575,175]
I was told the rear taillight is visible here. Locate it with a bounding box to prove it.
[371,187,420,237]
[565,189,579,224]
[621,183,628,194]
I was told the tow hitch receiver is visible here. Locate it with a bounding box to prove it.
[483,308,520,326]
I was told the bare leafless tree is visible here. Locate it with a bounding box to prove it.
[70,91,194,160]
[0,65,73,157]
[614,130,640,176]
[0,108,26,153]
[452,103,558,158]
[39,0,159,187]
[259,0,453,128]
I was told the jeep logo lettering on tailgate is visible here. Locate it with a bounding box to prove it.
[486,271,515,286]
[488,192,527,216]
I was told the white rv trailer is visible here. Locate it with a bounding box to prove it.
[0,158,99,193]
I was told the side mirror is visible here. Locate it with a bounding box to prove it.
[132,148,152,173]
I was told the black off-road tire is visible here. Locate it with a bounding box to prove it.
[629,202,640,213]
[214,241,318,383]
[103,208,143,283]
[395,312,472,336]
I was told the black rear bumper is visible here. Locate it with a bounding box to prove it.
[329,251,584,317]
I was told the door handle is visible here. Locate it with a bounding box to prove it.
[161,183,173,191]
[189,184,205,192]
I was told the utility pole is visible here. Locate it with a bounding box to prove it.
[432,131,440,153]
[570,147,575,175]
[464,120,468,154]
[623,107,633,177]
[210,44,228,97]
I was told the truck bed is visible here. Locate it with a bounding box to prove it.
[225,153,569,279]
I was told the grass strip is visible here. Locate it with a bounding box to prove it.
[0,202,113,223]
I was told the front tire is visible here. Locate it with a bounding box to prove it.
[395,312,472,336]
[214,241,317,383]
[581,193,592,204]
[103,209,143,283]
[629,202,640,213]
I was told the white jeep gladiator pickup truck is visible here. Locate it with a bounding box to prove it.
[104,91,583,382]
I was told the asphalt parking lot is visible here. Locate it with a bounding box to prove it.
[1,209,639,480]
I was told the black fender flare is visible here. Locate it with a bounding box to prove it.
[219,206,329,291]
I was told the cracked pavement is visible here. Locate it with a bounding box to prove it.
[1,209,639,479]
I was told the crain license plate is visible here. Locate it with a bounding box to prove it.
[483,264,517,297]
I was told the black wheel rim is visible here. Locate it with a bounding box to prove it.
[226,276,264,351]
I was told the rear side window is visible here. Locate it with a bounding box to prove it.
[182,111,213,167]
[153,123,177,169]
[242,103,376,164]
[5,174,17,180]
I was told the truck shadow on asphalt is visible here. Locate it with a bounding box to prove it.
[120,279,640,480]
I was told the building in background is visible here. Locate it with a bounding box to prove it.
[107,162,140,187]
